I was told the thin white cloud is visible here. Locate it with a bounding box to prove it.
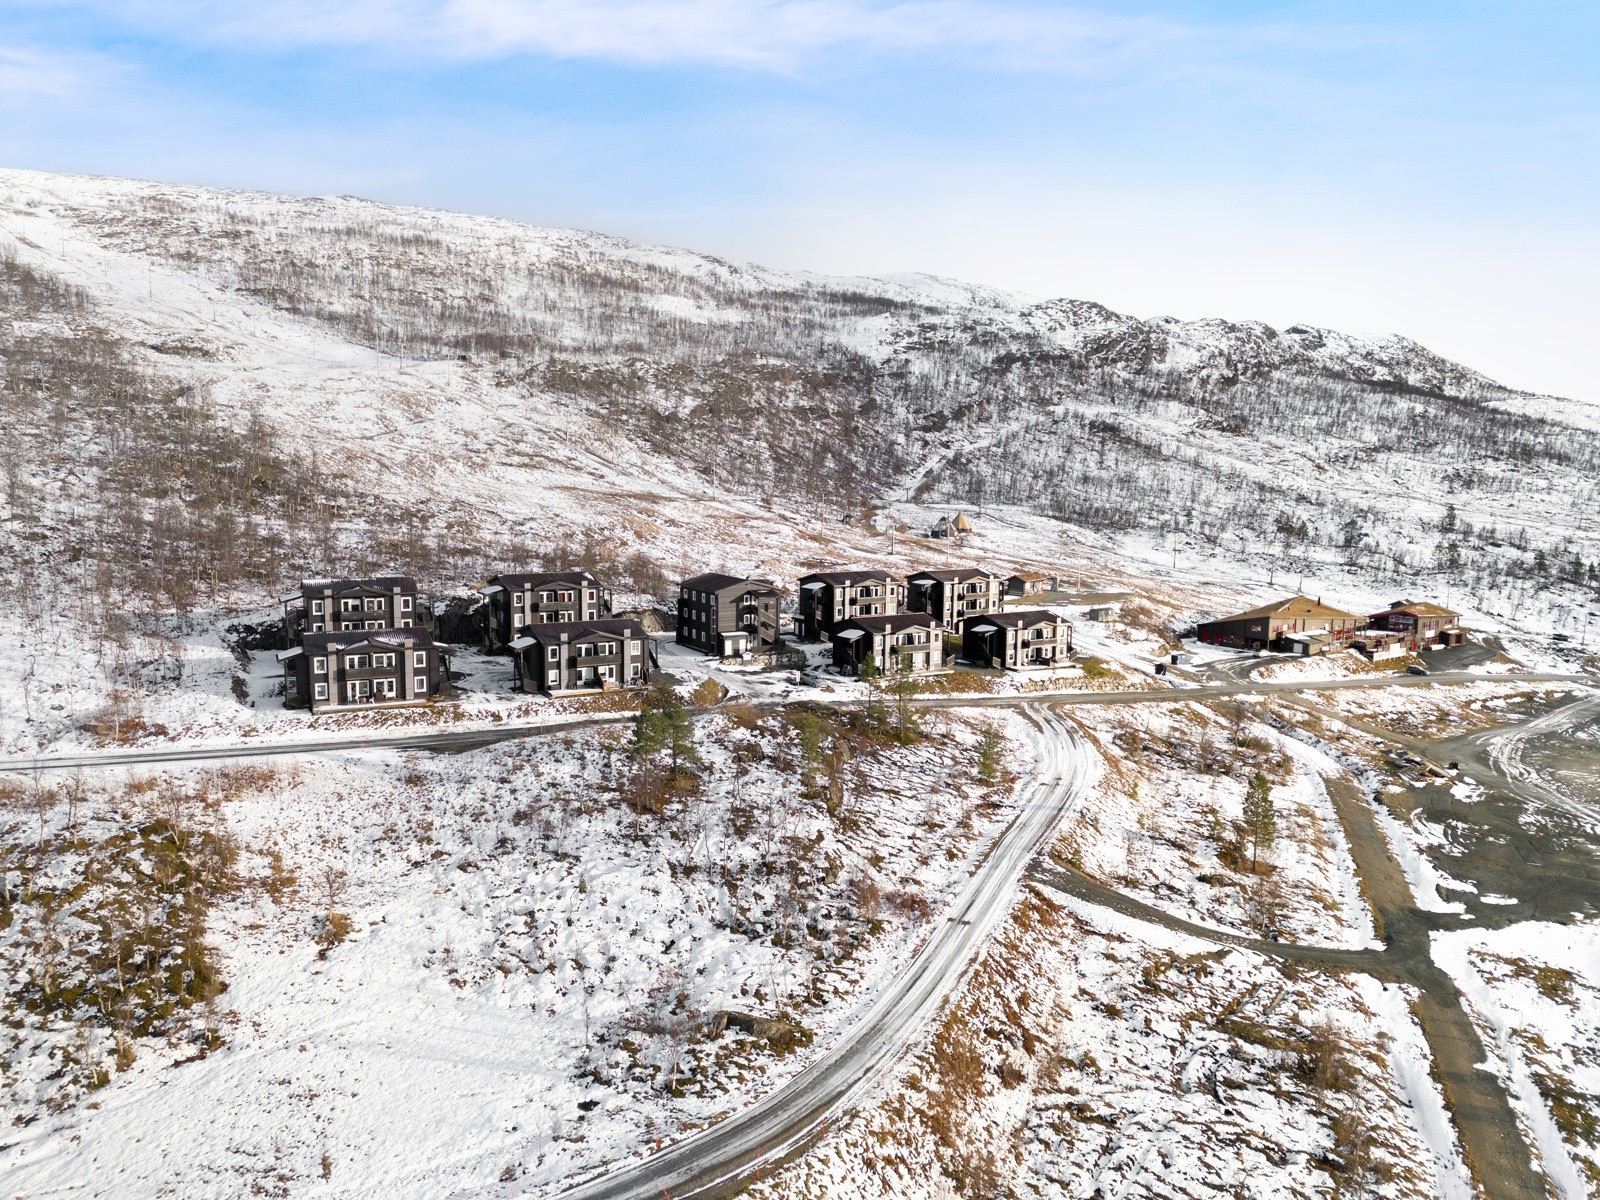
[0,44,93,97]
[80,1,1196,70]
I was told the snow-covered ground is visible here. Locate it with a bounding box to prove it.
[754,885,1472,1200]
[1432,923,1600,1199]
[1,703,1037,1196]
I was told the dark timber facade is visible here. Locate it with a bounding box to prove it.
[963,610,1074,670]
[510,619,655,696]
[481,571,610,651]
[831,613,944,677]
[797,570,905,642]
[906,568,1005,629]
[278,629,447,713]
[286,576,421,638]
[677,574,782,658]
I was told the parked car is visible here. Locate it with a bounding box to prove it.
[1406,664,1430,676]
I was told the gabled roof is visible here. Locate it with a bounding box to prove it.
[1217,595,1359,623]
[681,572,778,594]
[799,569,896,586]
[835,612,939,636]
[301,628,435,654]
[513,618,647,646]
[488,570,600,590]
[950,512,973,531]
[1380,599,1461,619]
[302,575,417,595]
[908,567,998,584]
[978,609,1069,631]
[1008,570,1050,582]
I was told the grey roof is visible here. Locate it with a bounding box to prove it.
[513,618,647,647]
[979,609,1069,631]
[799,569,896,586]
[301,575,417,595]
[488,570,600,589]
[908,568,998,584]
[681,572,777,594]
[835,612,939,635]
[301,628,436,654]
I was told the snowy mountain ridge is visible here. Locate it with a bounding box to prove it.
[2,166,1598,632]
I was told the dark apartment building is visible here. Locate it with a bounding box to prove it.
[285,576,422,638]
[963,610,1074,670]
[906,568,1005,629]
[677,573,782,658]
[480,570,610,651]
[278,628,447,713]
[509,618,655,696]
[831,612,945,677]
[797,570,905,641]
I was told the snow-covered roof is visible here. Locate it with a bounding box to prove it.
[275,647,303,661]
[479,584,505,595]
[967,622,999,633]
[800,581,826,589]
[836,629,866,640]
[508,636,536,650]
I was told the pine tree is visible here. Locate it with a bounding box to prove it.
[976,725,1003,784]
[1243,770,1276,872]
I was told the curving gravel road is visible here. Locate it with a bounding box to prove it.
[552,704,1097,1200]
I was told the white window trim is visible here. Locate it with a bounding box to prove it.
[399,596,413,612]
[311,599,325,615]
[313,682,328,700]
[312,656,327,674]
[413,675,428,692]
[547,646,559,661]
[412,650,427,667]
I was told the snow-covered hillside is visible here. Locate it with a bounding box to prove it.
[2,167,1598,638]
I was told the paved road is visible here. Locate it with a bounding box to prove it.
[1031,773,1552,1200]
[6,663,1589,1200]
[5,670,1583,776]
[554,704,1097,1200]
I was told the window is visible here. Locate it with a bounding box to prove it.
[399,617,412,628]
[547,646,559,662]
[364,597,383,611]
[348,680,371,699]
[310,623,323,633]
[311,599,325,615]
[340,622,356,631]
[373,653,395,668]
[341,598,360,612]
[629,639,643,655]
[586,590,596,601]
[414,675,428,692]
[602,665,616,680]
[546,669,558,685]
[346,654,370,669]
[312,656,327,675]
[399,596,413,612]
[413,651,427,668]
[313,682,328,700]
[365,621,382,630]
[513,593,524,607]
[375,678,396,697]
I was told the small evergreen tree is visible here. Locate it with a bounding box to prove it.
[1243,770,1276,872]
[976,725,1003,784]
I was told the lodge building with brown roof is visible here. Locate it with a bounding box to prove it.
[1194,595,1363,653]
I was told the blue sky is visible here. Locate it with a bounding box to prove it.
[2,1,1597,400]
